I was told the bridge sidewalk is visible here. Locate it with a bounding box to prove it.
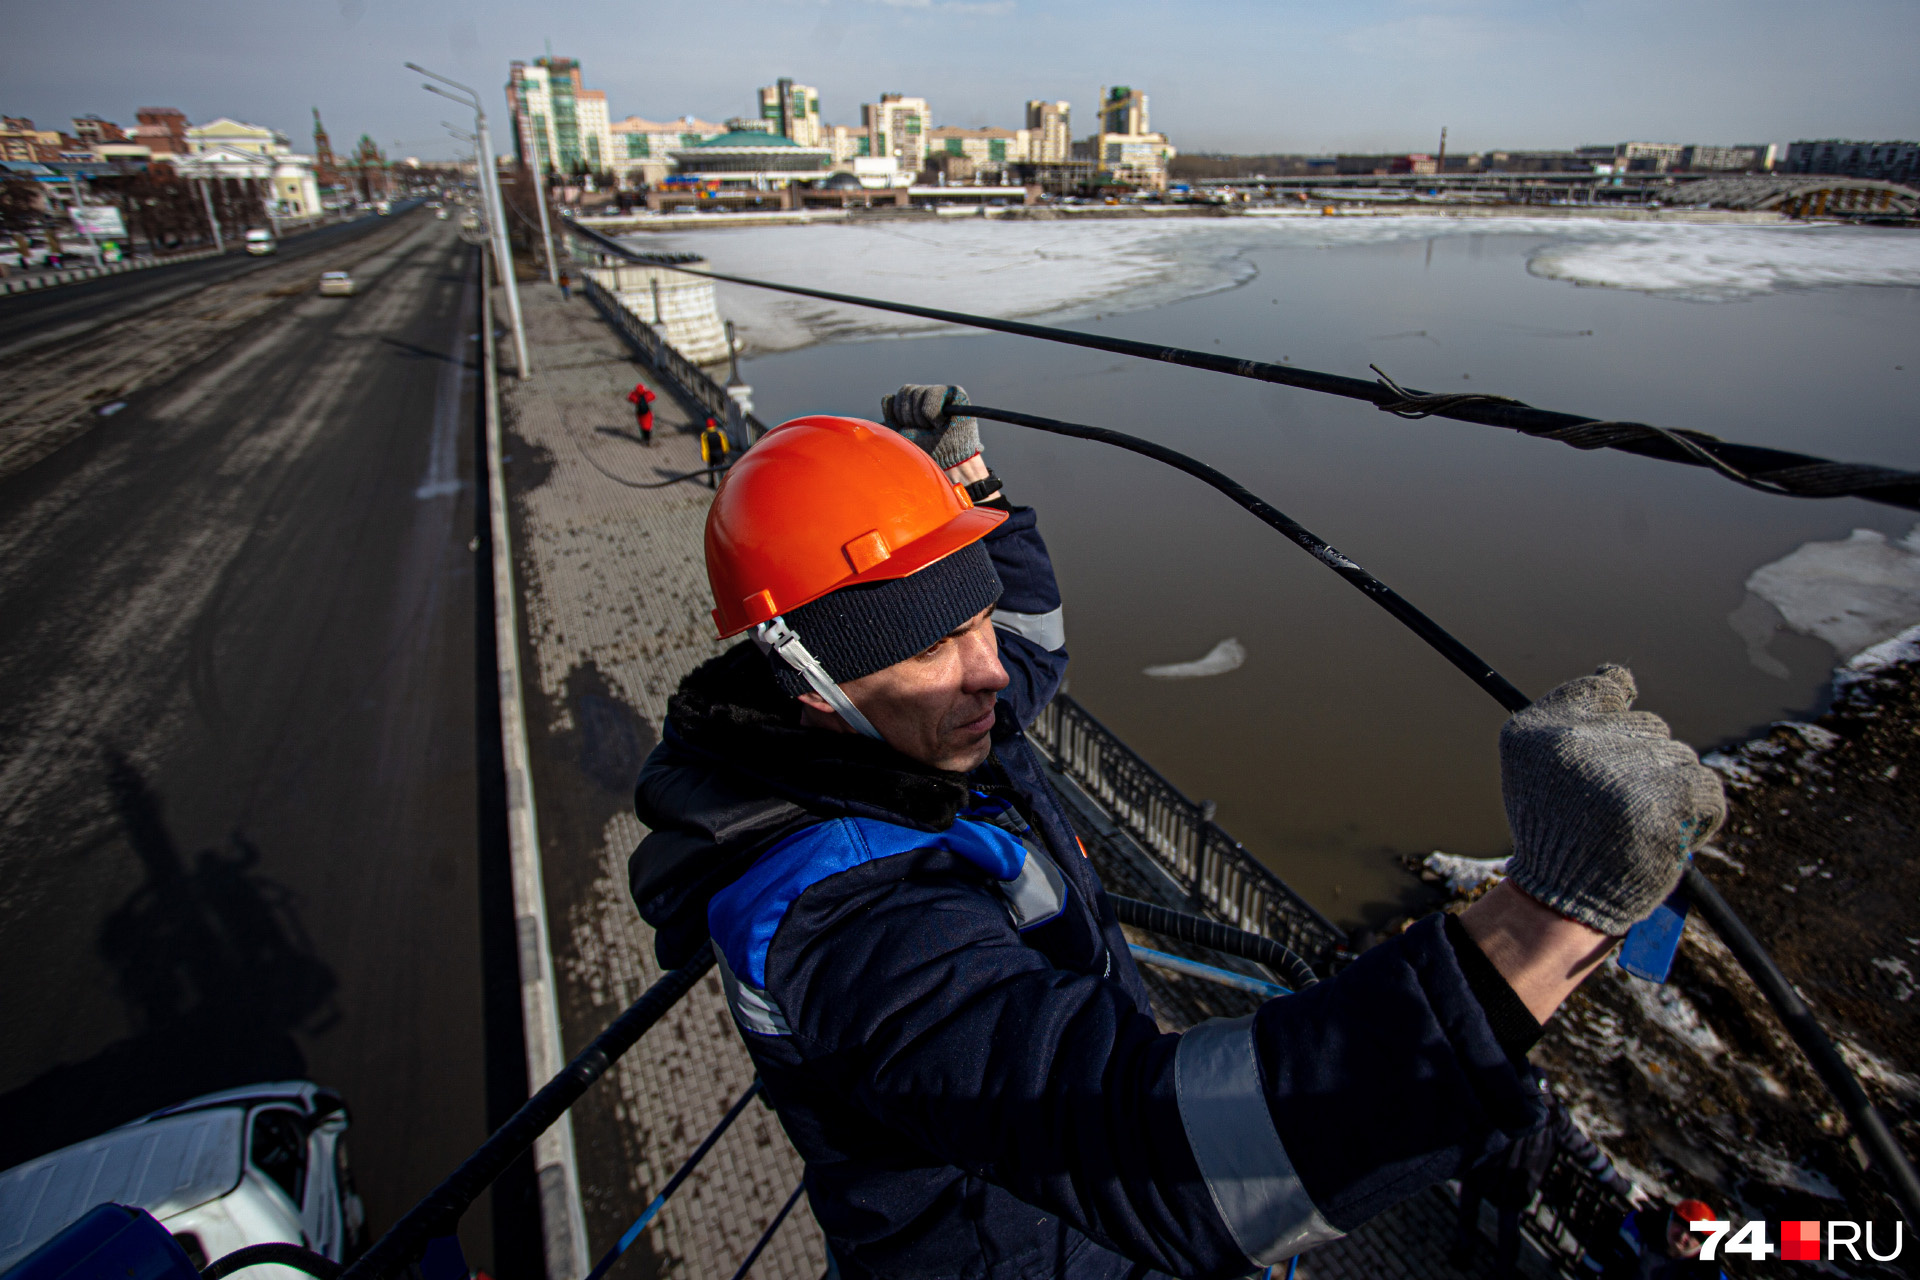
[499,279,821,1280]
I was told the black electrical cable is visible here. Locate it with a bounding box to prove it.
[338,950,717,1280]
[201,1244,342,1280]
[562,217,1920,513]
[965,403,1530,713]
[1110,895,1319,991]
[962,400,1920,1232]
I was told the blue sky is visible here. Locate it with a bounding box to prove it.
[4,0,1915,160]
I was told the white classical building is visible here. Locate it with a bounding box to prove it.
[174,118,322,216]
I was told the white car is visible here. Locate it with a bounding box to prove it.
[318,271,357,297]
[0,1081,366,1278]
[245,228,277,256]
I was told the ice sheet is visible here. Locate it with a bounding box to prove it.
[1731,524,1920,673]
[623,217,1920,354]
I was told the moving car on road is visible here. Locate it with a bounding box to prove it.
[244,228,276,256]
[318,271,357,297]
[0,1081,367,1276]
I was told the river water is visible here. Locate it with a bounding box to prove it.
[632,215,1920,927]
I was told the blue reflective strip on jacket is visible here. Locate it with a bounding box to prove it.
[709,816,1031,989]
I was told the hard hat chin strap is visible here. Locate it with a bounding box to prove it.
[755,617,885,741]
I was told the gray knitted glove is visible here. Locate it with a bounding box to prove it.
[880,384,983,471]
[1500,665,1726,936]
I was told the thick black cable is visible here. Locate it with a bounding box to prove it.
[338,951,716,1280]
[202,1244,342,1280]
[563,218,1920,513]
[966,402,1920,1231]
[1683,865,1920,1227]
[965,403,1531,713]
[1110,895,1319,990]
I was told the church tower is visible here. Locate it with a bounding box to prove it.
[313,108,341,190]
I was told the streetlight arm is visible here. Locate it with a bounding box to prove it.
[423,83,481,117]
[407,62,482,109]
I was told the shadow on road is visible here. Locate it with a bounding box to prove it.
[0,750,339,1169]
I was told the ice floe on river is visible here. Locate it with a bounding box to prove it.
[1142,637,1245,679]
[625,216,1920,353]
[1729,524,1920,676]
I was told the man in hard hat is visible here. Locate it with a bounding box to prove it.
[629,386,1726,1280]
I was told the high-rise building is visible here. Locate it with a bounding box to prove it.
[508,56,614,174]
[1099,86,1148,137]
[861,94,932,176]
[1025,100,1070,163]
[1090,85,1174,191]
[757,80,822,146]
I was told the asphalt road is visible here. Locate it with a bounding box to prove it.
[0,203,427,361]
[0,216,533,1274]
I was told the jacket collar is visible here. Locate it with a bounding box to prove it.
[661,641,974,833]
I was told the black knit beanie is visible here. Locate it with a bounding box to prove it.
[767,541,1002,696]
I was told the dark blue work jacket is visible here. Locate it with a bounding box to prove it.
[629,504,1542,1280]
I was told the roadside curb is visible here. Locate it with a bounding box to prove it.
[0,247,224,295]
[479,249,592,1280]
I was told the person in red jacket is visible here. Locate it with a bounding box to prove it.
[627,381,656,446]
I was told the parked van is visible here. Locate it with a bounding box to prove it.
[244,228,276,255]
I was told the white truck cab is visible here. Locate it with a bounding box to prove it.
[0,1082,365,1280]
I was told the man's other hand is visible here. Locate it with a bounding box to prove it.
[1500,664,1727,938]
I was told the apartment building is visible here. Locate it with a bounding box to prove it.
[508,56,614,174]
[757,80,823,146]
[1025,100,1071,163]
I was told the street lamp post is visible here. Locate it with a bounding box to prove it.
[527,143,558,285]
[408,62,531,378]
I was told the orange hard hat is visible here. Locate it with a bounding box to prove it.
[705,415,1006,638]
[1674,1199,1715,1226]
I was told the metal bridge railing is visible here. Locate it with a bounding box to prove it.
[578,270,770,439]
[1028,693,1346,972]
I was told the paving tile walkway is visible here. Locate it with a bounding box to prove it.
[500,279,821,1280]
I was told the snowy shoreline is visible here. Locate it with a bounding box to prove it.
[622,216,1920,355]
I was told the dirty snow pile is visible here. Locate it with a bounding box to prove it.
[1421,851,1508,894]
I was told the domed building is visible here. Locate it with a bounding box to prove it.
[667,130,831,190]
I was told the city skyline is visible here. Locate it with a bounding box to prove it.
[4,0,1917,163]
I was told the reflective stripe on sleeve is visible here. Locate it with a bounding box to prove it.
[1174,1015,1343,1265]
[1001,840,1068,929]
[715,941,793,1037]
[992,605,1066,652]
